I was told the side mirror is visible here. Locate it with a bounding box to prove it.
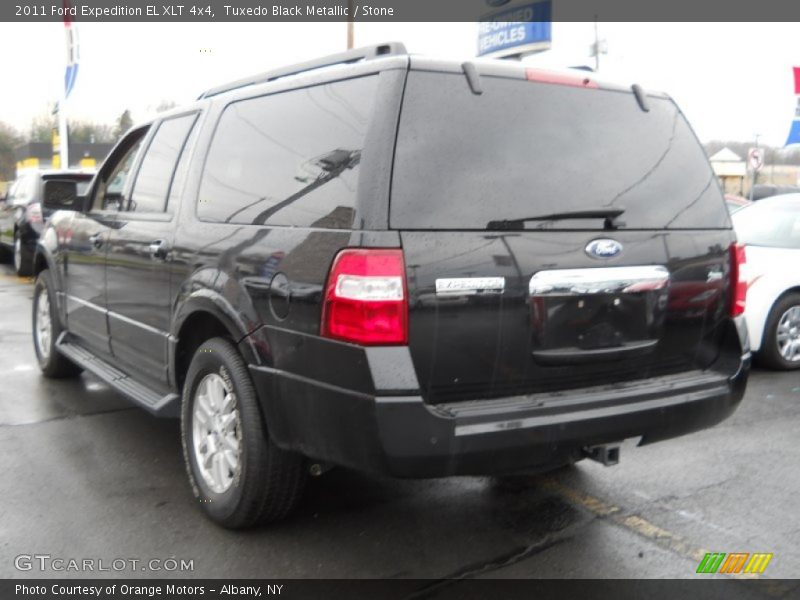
[76,194,92,212]
[42,179,80,211]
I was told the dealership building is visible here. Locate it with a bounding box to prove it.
[14,140,112,175]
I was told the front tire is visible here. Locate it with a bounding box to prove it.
[32,270,83,378]
[180,337,306,528]
[14,232,33,277]
[759,293,800,370]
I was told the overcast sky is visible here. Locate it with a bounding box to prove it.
[0,22,796,146]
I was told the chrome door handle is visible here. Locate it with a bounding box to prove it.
[148,239,169,260]
[88,233,104,249]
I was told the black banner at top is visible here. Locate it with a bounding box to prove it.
[3,0,800,22]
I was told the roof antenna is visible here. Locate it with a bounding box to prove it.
[462,62,483,95]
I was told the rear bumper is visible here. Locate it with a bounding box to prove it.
[249,342,750,478]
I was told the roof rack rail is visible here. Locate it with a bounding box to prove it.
[198,42,408,99]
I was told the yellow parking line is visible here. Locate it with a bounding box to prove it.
[540,478,703,559]
[539,477,620,516]
[0,273,33,283]
[539,476,789,594]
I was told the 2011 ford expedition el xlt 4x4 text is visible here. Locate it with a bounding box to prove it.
[30,43,750,528]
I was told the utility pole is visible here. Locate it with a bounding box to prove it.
[346,0,354,49]
[590,18,607,71]
[749,133,761,202]
[58,97,69,169]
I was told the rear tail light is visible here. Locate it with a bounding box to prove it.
[26,202,43,225]
[321,249,408,345]
[729,243,747,317]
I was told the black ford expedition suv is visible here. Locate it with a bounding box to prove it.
[32,43,750,528]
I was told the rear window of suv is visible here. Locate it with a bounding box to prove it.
[391,71,728,230]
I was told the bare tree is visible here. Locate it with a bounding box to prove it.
[113,109,134,140]
[0,121,22,180]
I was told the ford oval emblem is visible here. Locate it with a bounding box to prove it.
[585,239,623,259]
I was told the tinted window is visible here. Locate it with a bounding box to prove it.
[166,116,201,210]
[44,175,93,197]
[391,72,728,230]
[92,129,148,212]
[197,76,377,228]
[732,197,800,249]
[109,148,139,197]
[129,114,197,213]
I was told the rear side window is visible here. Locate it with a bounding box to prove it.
[129,114,198,213]
[197,75,377,228]
[391,72,728,230]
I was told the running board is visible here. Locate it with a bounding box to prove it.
[56,333,180,417]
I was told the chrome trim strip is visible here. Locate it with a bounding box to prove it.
[65,294,169,338]
[436,277,505,296]
[107,310,170,338]
[65,293,105,312]
[529,266,669,296]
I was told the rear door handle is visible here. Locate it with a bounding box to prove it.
[148,239,169,260]
[88,233,104,249]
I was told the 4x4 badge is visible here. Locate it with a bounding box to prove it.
[586,239,623,259]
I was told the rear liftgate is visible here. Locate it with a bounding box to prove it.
[529,265,671,466]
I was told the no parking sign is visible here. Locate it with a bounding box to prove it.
[748,147,764,171]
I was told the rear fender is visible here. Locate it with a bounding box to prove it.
[170,286,265,389]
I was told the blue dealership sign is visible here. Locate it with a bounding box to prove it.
[478,0,552,57]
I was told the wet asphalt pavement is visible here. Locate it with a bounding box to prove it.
[0,262,798,587]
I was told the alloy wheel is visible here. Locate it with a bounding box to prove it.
[191,372,242,493]
[776,305,800,362]
[13,236,22,273]
[35,286,52,361]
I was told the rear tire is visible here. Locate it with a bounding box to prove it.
[14,232,33,277]
[180,337,306,528]
[759,293,800,370]
[32,270,83,378]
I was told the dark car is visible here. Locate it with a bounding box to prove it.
[751,183,800,201]
[31,44,750,529]
[0,170,93,275]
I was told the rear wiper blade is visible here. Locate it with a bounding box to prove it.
[486,207,626,231]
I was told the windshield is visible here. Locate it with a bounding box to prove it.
[391,72,729,230]
[9,175,37,205]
